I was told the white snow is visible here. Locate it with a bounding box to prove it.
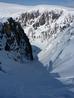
[0,2,74,98]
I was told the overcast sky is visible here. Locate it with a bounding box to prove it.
[0,0,74,7]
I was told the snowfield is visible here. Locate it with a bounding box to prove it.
[0,2,74,98]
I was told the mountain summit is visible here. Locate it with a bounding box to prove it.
[0,2,74,98]
[0,17,33,61]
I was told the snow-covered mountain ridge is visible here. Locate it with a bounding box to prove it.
[15,3,74,91]
[0,17,33,62]
[0,1,74,83]
[0,2,74,98]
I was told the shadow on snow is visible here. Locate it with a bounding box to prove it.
[0,45,74,98]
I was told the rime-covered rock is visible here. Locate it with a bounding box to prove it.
[0,17,33,61]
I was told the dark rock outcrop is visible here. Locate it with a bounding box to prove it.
[0,17,33,60]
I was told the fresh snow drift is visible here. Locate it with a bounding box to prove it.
[0,2,74,98]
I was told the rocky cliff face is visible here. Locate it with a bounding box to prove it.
[16,9,74,41]
[0,17,33,61]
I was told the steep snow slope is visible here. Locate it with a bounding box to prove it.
[0,50,74,98]
[0,2,74,98]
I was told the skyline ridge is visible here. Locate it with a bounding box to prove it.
[0,0,74,7]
